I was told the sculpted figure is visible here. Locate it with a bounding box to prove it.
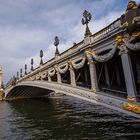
[121,1,140,43]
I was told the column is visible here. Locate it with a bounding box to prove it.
[70,66,76,86]
[48,75,51,82]
[88,59,98,92]
[57,72,62,84]
[121,52,137,99]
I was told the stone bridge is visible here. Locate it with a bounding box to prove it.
[4,2,140,118]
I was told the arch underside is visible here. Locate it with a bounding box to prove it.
[6,84,54,99]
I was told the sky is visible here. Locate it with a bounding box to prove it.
[0,0,140,84]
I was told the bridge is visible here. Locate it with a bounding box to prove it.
[4,1,140,118]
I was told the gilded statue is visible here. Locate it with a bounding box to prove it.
[120,1,140,43]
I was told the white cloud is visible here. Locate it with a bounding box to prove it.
[0,0,129,84]
[91,11,123,33]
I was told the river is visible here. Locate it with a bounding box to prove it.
[0,96,140,140]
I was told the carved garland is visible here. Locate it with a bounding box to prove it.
[31,76,36,81]
[85,44,117,63]
[114,35,140,52]
[36,36,140,81]
[71,56,86,69]
[48,68,56,77]
[41,71,48,79]
[125,40,140,51]
[93,46,117,62]
[57,64,69,74]
[36,74,41,80]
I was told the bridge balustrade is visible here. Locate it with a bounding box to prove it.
[91,19,121,43]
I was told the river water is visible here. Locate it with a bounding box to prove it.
[0,96,140,140]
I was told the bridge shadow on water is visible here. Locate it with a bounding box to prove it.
[0,96,140,140]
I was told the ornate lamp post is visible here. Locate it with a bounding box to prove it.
[54,36,60,56]
[20,68,22,78]
[81,10,92,37]
[40,50,43,65]
[25,64,27,75]
[31,58,34,71]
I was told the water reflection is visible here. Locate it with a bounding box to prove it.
[0,96,140,140]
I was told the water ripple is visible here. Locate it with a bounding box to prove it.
[0,96,140,139]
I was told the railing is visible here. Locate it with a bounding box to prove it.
[91,18,121,43]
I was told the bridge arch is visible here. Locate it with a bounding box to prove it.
[5,83,54,99]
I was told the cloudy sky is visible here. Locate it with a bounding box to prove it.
[0,0,140,84]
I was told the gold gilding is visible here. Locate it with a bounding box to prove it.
[123,21,128,27]
[115,35,124,44]
[127,96,136,102]
[123,102,140,114]
[132,31,140,37]
[85,48,95,55]
[91,87,96,93]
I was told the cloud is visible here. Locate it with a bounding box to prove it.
[0,0,131,84]
[0,27,48,54]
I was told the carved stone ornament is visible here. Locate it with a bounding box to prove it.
[115,35,129,55]
[71,56,86,69]
[68,60,73,70]
[120,1,140,43]
[85,45,117,62]
[127,96,136,102]
[57,64,69,74]
[123,102,140,114]
[48,68,56,77]
[41,72,47,79]
[124,37,140,51]
[91,87,96,92]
